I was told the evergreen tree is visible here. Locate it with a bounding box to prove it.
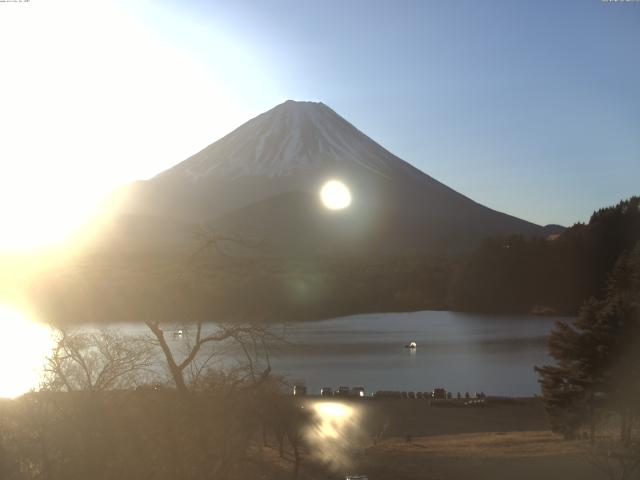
[450,196,640,314]
[535,241,640,441]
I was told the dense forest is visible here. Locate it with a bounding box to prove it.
[449,196,640,314]
[536,241,640,441]
[207,196,640,319]
[31,197,640,325]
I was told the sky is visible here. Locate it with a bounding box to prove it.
[0,0,638,250]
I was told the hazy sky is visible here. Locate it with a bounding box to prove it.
[1,0,638,249]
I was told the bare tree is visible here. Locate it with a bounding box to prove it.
[585,438,640,480]
[144,320,279,393]
[43,328,156,392]
[143,229,283,393]
[371,420,390,447]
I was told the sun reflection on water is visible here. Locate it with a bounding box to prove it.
[0,304,55,398]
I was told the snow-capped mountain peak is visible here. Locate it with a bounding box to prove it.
[112,99,558,256]
[161,100,398,181]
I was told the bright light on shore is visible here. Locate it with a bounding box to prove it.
[320,180,352,210]
[314,401,352,419]
[0,305,54,398]
[307,401,365,471]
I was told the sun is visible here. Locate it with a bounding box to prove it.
[320,180,352,210]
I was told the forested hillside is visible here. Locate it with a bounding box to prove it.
[449,197,640,314]
[30,198,639,325]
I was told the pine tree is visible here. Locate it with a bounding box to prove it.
[535,241,640,441]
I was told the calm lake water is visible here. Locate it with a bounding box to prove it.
[2,307,563,398]
[267,311,562,397]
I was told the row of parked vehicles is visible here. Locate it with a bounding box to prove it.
[374,389,487,400]
[293,385,367,397]
[293,385,486,400]
[373,388,446,399]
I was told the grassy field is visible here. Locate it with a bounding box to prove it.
[256,398,603,480]
[0,394,606,480]
[363,431,597,480]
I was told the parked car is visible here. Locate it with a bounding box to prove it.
[336,386,350,397]
[374,390,396,398]
[293,385,307,396]
[350,386,366,397]
[408,391,415,399]
[320,386,334,397]
[432,388,447,400]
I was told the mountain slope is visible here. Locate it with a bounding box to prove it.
[111,100,562,256]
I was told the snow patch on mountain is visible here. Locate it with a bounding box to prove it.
[166,100,400,182]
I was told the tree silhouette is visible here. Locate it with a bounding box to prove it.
[536,241,640,441]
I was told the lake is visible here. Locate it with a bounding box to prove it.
[0,305,564,398]
[267,310,561,397]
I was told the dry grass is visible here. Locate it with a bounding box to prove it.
[361,431,599,480]
[375,430,585,458]
[252,430,599,480]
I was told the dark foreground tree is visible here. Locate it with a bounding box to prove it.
[536,242,640,442]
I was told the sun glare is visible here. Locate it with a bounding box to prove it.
[0,1,271,253]
[311,402,355,440]
[307,401,366,471]
[0,304,54,398]
[314,401,352,418]
[320,180,352,210]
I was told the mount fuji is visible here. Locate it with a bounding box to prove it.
[107,100,562,256]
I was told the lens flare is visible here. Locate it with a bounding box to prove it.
[320,180,351,210]
[306,401,367,472]
[0,304,55,398]
[315,402,352,418]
